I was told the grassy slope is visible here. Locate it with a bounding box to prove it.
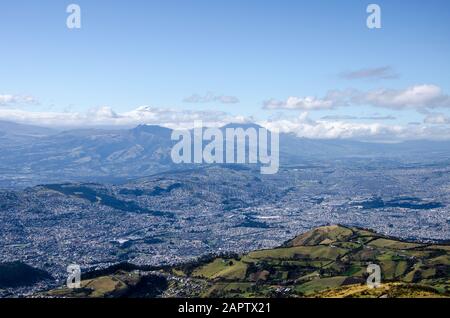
[173,225,450,297]
[46,271,140,298]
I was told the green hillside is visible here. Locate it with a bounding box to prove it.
[42,225,450,298]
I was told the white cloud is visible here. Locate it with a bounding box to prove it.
[0,95,16,104]
[263,96,336,110]
[358,84,450,109]
[261,112,450,141]
[424,113,450,124]
[183,92,240,104]
[264,85,450,111]
[0,94,38,106]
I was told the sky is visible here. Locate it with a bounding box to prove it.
[1,0,450,140]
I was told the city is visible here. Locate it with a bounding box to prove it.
[1,159,448,296]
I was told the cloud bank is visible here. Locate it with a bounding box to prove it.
[261,113,450,141]
[0,106,248,130]
[263,85,450,111]
[1,105,449,141]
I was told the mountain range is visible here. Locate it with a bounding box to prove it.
[1,120,450,188]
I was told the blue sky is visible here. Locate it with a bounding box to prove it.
[1,0,450,140]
